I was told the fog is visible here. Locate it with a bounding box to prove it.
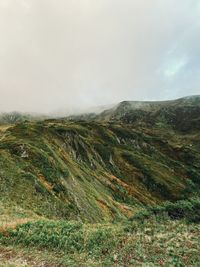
[0,0,200,114]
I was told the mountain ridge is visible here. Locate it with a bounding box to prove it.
[65,95,200,134]
[0,104,200,222]
[1,95,199,125]
[0,94,200,266]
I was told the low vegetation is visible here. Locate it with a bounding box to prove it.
[0,97,200,265]
[130,197,200,223]
[0,118,199,222]
[0,198,199,266]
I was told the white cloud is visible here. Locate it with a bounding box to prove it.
[0,0,199,113]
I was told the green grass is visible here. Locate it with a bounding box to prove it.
[130,197,200,223]
[0,199,199,266]
[0,98,200,265]
[0,120,200,223]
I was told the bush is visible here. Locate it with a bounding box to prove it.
[0,220,84,253]
[130,197,200,223]
[86,228,118,257]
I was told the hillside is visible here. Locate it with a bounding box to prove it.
[0,97,200,222]
[71,95,200,132]
[0,96,200,266]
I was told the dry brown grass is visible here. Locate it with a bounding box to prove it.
[0,125,11,132]
[38,174,53,192]
[0,218,34,234]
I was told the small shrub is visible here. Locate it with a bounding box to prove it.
[0,220,84,253]
[130,197,200,223]
[86,228,117,257]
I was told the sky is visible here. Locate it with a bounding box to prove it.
[0,0,200,114]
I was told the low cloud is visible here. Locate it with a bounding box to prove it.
[0,0,200,113]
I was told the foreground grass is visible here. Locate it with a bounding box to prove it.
[0,199,199,266]
[0,219,199,266]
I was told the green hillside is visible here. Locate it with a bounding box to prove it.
[0,117,199,222]
[71,96,200,132]
[0,96,199,266]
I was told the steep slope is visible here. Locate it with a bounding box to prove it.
[65,95,200,132]
[0,117,199,222]
[94,95,200,131]
[120,96,200,131]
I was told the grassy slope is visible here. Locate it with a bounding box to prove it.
[0,120,199,223]
[95,95,200,130]
[0,198,199,266]
[0,99,200,266]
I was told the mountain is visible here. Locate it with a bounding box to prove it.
[0,96,200,266]
[0,95,199,222]
[91,95,200,130]
[68,95,200,131]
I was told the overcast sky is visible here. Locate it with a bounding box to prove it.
[0,0,200,113]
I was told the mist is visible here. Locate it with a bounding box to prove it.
[0,0,200,114]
